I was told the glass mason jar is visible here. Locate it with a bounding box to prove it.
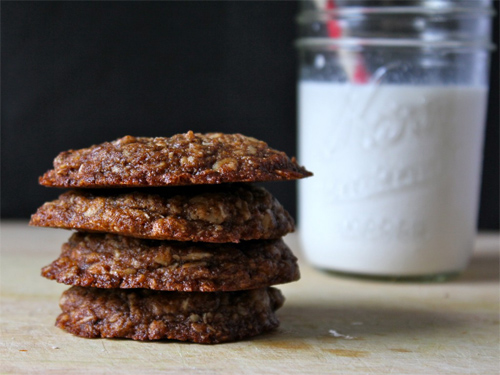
[296,1,495,280]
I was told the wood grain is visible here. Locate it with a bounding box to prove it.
[1,221,499,375]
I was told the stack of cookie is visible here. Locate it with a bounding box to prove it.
[30,131,312,344]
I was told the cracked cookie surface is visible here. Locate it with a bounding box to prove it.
[30,184,294,242]
[39,132,312,187]
[56,286,284,344]
[42,232,300,292]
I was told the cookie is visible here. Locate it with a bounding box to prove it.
[56,286,284,344]
[41,232,300,292]
[39,132,312,187]
[30,184,294,242]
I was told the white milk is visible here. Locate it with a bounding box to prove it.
[298,82,488,276]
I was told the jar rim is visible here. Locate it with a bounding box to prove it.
[295,37,496,50]
[297,6,496,23]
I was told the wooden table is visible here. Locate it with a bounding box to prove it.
[1,221,499,374]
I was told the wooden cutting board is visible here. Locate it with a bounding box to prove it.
[1,221,499,375]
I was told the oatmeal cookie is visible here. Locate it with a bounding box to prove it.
[42,232,299,292]
[56,286,284,344]
[30,184,294,242]
[39,132,312,187]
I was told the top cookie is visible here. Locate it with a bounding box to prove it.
[39,132,312,187]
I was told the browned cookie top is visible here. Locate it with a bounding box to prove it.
[57,286,284,344]
[42,232,300,292]
[30,184,294,242]
[39,132,312,187]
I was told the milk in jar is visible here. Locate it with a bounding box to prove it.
[298,82,489,277]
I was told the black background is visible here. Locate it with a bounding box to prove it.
[2,1,499,229]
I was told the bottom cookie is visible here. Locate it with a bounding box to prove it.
[56,286,284,344]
